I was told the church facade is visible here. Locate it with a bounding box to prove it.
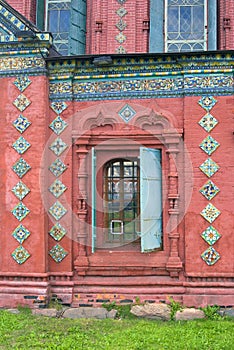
[0,0,233,307]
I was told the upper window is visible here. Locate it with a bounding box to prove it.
[46,0,71,55]
[165,0,207,52]
[149,0,217,53]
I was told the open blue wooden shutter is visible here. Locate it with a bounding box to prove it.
[91,147,96,253]
[140,147,162,252]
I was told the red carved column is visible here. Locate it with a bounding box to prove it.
[164,132,183,277]
[74,141,90,275]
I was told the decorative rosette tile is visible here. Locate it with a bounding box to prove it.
[198,96,217,111]
[118,104,136,123]
[49,159,67,177]
[12,158,31,178]
[201,226,221,246]
[49,223,66,241]
[12,136,31,154]
[199,180,220,200]
[117,0,127,4]
[49,115,67,135]
[13,76,31,92]
[199,135,219,156]
[12,202,30,221]
[50,101,68,115]
[12,245,30,264]
[116,19,127,31]
[200,203,220,224]
[116,46,127,54]
[49,137,67,156]
[12,224,30,244]
[198,113,218,132]
[49,201,67,220]
[201,247,220,266]
[116,32,126,44]
[12,180,30,200]
[13,114,31,133]
[49,179,67,198]
[116,7,127,17]
[13,94,31,112]
[199,158,219,178]
[49,244,68,263]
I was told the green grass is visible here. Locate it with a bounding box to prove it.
[0,309,233,350]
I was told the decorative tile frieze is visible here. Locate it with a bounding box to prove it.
[13,94,31,112]
[116,32,126,44]
[200,203,220,224]
[201,226,221,246]
[12,136,31,155]
[118,104,136,123]
[49,137,68,156]
[116,19,127,31]
[50,101,68,114]
[49,158,67,177]
[12,114,31,134]
[199,135,220,156]
[12,202,30,221]
[49,223,66,241]
[201,247,220,266]
[49,244,68,263]
[12,224,30,244]
[199,180,220,200]
[198,96,217,111]
[49,115,68,135]
[0,57,45,72]
[12,158,31,178]
[12,180,30,200]
[199,158,219,178]
[49,201,67,221]
[13,76,31,92]
[49,179,67,198]
[116,7,127,17]
[198,113,218,132]
[12,245,30,264]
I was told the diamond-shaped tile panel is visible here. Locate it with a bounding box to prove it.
[49,159,67,177]
[50,101,68,114]
[49,201,67,221]
[116,19,127,31]
[49,137,67,156]
[118,104,136,123]
[13,76,31,92]
[13,114,31,133]
[199,158,219,178]
[198,96,217,111]
[49,115,68,135]
[116,7,127,17]
[12,136,31,154]
[12,224,30,244]
[12,202,30,221]
[198,113,218,132]
[116,32,126,43]
[49,244,68,263]
[12,180,30,200]
[12,158,31,178]
[199,135,220,156]
[13,94,31,112]
[201,247,220,266]
[49,223,66,241]
[201,226,221,246]
[199,180,220,200]
[200,203,220,224]
[49,179,67,198]
[12,245,30,264]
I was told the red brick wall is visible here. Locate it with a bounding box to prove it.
[218,0,234,49]
[6,0,37,24]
